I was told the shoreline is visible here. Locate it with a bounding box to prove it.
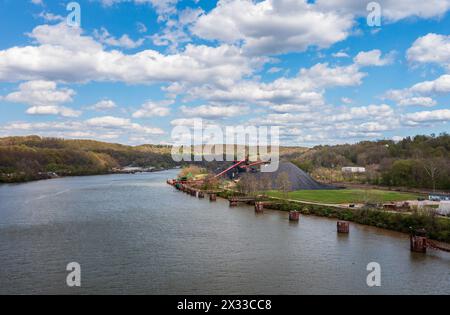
[169,184,450,245]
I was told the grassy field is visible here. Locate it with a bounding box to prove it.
[267,189,421,204]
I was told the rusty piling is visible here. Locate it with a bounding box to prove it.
[410,235,428,253]
[229,198,238,207]
[255,202,264,213]
[337,221,350,234]
[289,211,300,222]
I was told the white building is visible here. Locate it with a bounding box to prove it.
[438,201,450,216]
[342,167,366,174]
[429,194,450,202]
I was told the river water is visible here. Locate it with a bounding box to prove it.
[0,170,449,295]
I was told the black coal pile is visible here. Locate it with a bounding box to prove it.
[255,162,337,191]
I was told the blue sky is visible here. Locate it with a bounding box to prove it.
[0,0,449,146]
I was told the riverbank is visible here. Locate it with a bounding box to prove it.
[205,189,450,244]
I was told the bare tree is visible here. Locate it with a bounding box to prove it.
[276,172,291,200]
[260,174,273,196]
[424,159,439,192]
[237,174,259,196]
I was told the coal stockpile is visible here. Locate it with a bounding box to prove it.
[255,162,337,191]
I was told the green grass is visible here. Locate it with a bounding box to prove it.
[266,189,421,204]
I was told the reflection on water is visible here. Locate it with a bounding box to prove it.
[0,170,449,294]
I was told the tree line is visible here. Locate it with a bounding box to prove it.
[291,133,450,190]
[0,136,177,183]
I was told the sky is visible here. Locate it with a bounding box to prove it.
[0,0,449,146]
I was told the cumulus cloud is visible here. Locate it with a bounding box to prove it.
[132,100,173,118]
[99,0,178,20]
[385,74,450,107]
[192,0,354,56]
[0,116,164,141]
[93,28,145,49]
[354,50,394,67]
[180,104,249,119]
[3,81,75,106]
[403,109,450,125]
[315,0,450,22]
[2,80,80,117]
[38,11,65,22]
[85,116,165,134]
[185,61,368,107]
[89,99,117,111]
[410,75,450,94]
[31,0,44,5]
[407,33,450,68]
[0,23,260,87]
[26,105,81,118]
[192,0,450,56]
[151,7,203,52]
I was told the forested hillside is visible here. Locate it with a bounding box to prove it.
[0,136,175,183]
[1,134,449,189]
[291,133,450,190]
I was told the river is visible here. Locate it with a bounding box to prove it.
[0,170,449,294]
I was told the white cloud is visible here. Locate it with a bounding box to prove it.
[0,23,259,87]
[192,0,450,56]
[2,80,80,117]
[270,104,310,113]
[192,0,354,55]
[89,100,117,111]
[3,81,75,106]
[85,116,165,134]
[403,109,450,125]
[354,50,393,67]
[267,67,283,74]
[26,105,81,118]
[333,51,350,58]
[136,22,148,33]
[151,7,203,51]
[180,104,249,119]
[341,97,353,104]
[132,100,172,118]
[94,28,145,49]
[397,97,437,107]
[38,12,64,22]
[31,0,44,5]
[407,33,450,68]
[410,74,450,94]
[86,116,130,128]
[385,75,450,106]
[99,0,178,21]
[187,62,366,106]
[0,116,164,141]
[315,0,450,22]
